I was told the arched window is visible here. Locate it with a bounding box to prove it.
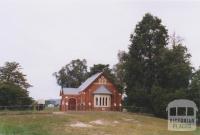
[103,97,105,106]
[100,97,101,106]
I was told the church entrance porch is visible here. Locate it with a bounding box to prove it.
[68,98,76,110]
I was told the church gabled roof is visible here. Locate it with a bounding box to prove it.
[93,85,112,95]
[62,88,81,95]
[78,72,103,91]
[62,72,103,95]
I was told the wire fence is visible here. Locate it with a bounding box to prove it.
[0,104,198,115]
[0,104,152,114]
[0,105,45,111]
[0,104,199,124]
[0,105,32,110]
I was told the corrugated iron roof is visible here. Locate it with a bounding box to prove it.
[62,72,103,95]
[93,85,112,95]
[63,88,81,95]
[78,72,102,91]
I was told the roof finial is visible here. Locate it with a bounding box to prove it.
[102,67,107,73]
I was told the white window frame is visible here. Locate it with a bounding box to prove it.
[94,95,111,107]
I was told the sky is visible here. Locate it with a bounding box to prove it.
[0,0,200,100]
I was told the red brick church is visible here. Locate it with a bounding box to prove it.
[60,72,122,111]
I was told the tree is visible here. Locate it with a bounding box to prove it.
[0,62,31,89]
[113,51,128,90]
[157,33,192,89]
[122,13,193,118]
[188,69,200,122]
[189,69,200,104]
[54,59,88,88]
[151,86,187,118]
[89,64,110,76]
[124,13,168,109]
[0,82,33,109]
[0,62,33,109]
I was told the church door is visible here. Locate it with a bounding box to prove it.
[68,98,76,110]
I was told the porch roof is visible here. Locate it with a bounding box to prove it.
[62,88,81,95]
[93,85,112,95]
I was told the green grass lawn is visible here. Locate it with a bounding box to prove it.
[0,111,199,135]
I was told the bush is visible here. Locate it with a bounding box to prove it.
[0,82,33,111]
